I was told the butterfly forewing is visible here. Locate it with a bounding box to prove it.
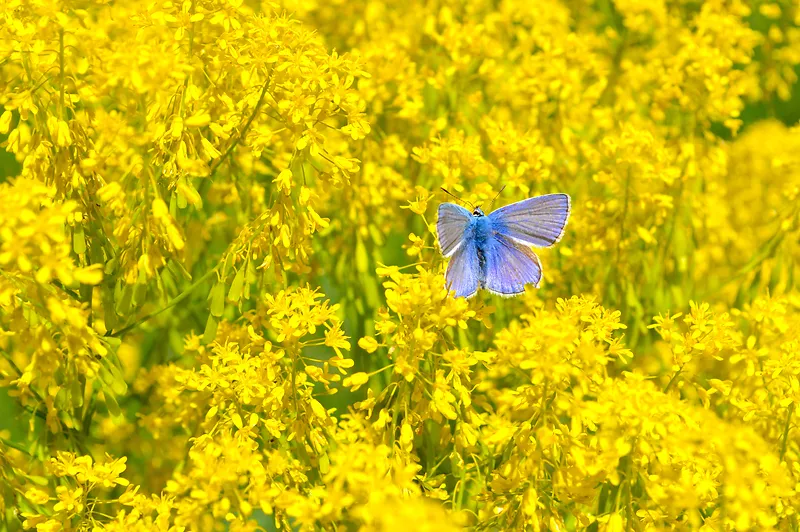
[488,193,571,248]
[437,203,472,257]
[483,233,543,296]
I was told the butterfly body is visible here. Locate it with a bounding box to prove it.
[464,211,494,289]
[437,194,571,298]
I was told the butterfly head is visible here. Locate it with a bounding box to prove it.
[472,207,485,217]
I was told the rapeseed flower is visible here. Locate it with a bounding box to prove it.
[2,0,800,530]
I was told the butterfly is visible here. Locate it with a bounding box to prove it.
[437,191,571,299]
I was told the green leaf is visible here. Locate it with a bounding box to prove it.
[105,359,129,396]
[69,378,83,408]
[748,269,763,301]
[104,256,119,275]
[319,452,330,474]
[116,284,133,316]
[161,267,177,296]
[228,267,246,302]
[104,391,122,418]
[368,224,385,246]
[132,281,148,308]
[202,314,218,344]
[167,259,193,281]
[769,252,783,293]
[169,328,185,356]
[169,191,178,218]
[103,336,122,348]
[210,282,226,317]
[244,264,253,301]
[98,360,127,397]
[363,274,380,309]
[73,226,86,255]
[177,189,188,209]
[103,287,119,330]
[25,475,50,486]
[355,236,368,273]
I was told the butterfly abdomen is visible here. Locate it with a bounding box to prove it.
[472,217,492,286]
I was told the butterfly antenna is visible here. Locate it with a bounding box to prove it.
[485,185,507,211]
[440,187,476,210]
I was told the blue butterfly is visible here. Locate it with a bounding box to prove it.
[437,192,571,298]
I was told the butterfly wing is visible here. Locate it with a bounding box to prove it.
[488,193,571,248]
[483,233,543,297]
[445,232,480,298]
[437,203,472,257]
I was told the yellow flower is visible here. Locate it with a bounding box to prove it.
[358,336,379,353]
[324,323,351,356]
[2,0,800,530]
[54,485,84,515]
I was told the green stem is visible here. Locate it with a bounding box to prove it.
[1,436,33,456]
[59,28,65,119]
[1,350,49,410]
[616,168,632,268]
[108,267,218,338]
[390,385,402,448]
[697,230,784,300]
[209,76,271,176]
[663,367,682,393]
[290,352,299,415]
[780,403,794,461]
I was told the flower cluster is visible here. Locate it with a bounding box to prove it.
[3,0,800,531]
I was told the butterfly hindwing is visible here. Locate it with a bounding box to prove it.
[488,193,570,248]
[437,203,472,257]
[445,233,480,299]
[482,233,543,297]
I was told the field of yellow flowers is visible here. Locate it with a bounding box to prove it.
[1,0,800,530]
